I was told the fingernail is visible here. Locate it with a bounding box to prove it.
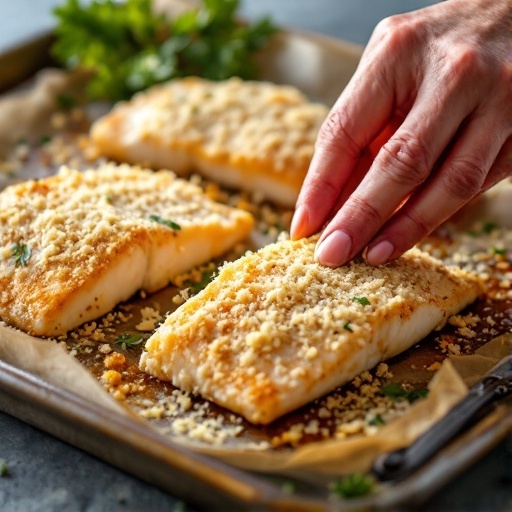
[365,240,394,265]
[290,205,309,239]
[315,230,352,267]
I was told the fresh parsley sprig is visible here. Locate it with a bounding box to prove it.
[52,0,277,102]
[114,333,144,350]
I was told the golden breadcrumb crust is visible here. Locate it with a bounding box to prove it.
[91,77,328,206]
[0,163,253,335]
[140,237,482,424]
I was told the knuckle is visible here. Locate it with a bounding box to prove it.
[378,135,431,188]
[305,174,341,203]
[444,44,486,83]
[316,108,361,157]
[441,157,487,199]
[348,195,385,228]
[373,14,422,54]
[402,210,435,238]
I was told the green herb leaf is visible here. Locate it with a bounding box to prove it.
[382,382,429,403]
[57,93,77,110]
[281,480,296,494]
[11,243,31,267]
[114,333,144,350]
[343,322,353,332]
[482,221,498,234]
[406,388,430,403]
[352,296,370,306]
[150,215,181,232]
[329,472,375,499]
[492,247,506,256]
[39,134,52,145]
[0,459,8,477]
[368,414,385,426]
[52,0,277,102]
[187,267,218,294]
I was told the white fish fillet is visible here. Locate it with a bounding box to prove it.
[0,163,253,336]
[90,77,328,207]
[140,237,482,424]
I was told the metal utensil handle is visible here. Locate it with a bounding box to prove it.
[373,375,511,482]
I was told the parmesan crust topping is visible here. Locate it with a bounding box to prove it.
[91,77,329,206]
[140,237,482,424]
[0,163,253,336]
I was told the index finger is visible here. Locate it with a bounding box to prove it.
[290,61,394,240]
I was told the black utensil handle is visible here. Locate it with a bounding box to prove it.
[373,376,511,481]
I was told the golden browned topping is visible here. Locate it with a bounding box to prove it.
[0,162,253,335]
[141,237,482,424]
[95,77,327,175]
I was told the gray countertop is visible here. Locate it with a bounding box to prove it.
[1,1,511,511]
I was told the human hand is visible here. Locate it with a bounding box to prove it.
[290,0,512,266]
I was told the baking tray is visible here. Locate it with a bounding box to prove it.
[0,25,511,512]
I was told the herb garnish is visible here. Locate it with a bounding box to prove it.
[482,221,498,234]
[39,135,52,145]
[368,414,385,426]
[343,322,353,332]
[352,296,370,306]
[281,480,296,495]
[57,93,77,110]
[150,215,181,232]
[329,472,376,499]
[382,382,429,403]
[470,221,499,237]
[187,267,218,294]
[492,247,506,256]
[114,333,144,350]
[52,0,277,102]
[0,459,8,477]
[11,243,31,267]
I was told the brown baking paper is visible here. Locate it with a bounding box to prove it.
[165,335,511,476]
[0,323,127,416]
[1,323,509,477]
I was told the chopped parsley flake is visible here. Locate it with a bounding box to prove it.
[11,243,31,267]
[343,322,353,332]
[57,93,76,110]
[368,414,385,426]
[492,247,506,256]
[329,472,376,499]
[352,296,370,306]
[0,459,8,477]
[39,134,52,145]
[187,267,218,294]
[150,215,181,232]
[114,333,144,350]
[382,382,429,403]
[482,221,498,234]
[281,480,296,494]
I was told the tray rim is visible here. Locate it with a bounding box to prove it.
[1,356,510,512]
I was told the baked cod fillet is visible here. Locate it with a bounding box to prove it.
[90,77,328,207]
[140,237,482,424]
[0,163,253,336]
